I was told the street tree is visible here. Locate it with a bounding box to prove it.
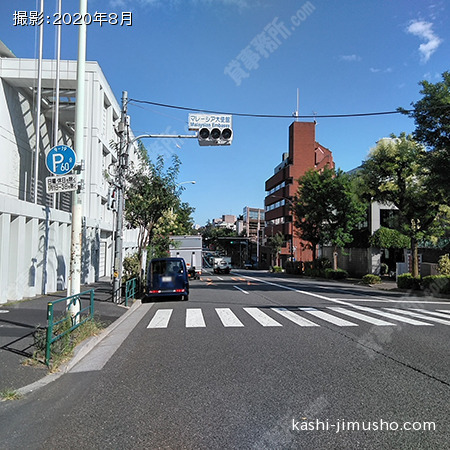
[293,167,366,270]
[124,150,181,270]
[399,72,450,201]
[267,232,284,267]
[358,133,443,278]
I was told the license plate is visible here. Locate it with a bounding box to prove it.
[162,276,173,283]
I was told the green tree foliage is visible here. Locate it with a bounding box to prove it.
[358,133,443,277]
[124,150,180,266]
[199,221,236,252]
[293,167,366,269]
[399,72,450,202]
[370,227,410,249]
[267,232,284,266]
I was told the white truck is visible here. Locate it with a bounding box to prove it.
[212,256,231,274]
[169,235,202,279]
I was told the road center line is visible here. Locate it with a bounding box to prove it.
[233,285,249,295]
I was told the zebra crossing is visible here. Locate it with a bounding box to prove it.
[146,306,450,330]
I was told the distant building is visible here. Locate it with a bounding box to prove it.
[212,215,236,231]
[242,207,265,242]
[264,121,334,266]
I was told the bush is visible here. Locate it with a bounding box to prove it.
[324,268,348,280]
[397,273,421,290]
[304,258,331,277]
[123,253,140,281]
[285,261,302,275]
[437,254,450,276]
[271,266,283,273]
[362,274,382,285]
[422,275,450,295]
[380,263,389,276]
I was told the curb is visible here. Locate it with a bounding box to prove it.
[17,300,142,396]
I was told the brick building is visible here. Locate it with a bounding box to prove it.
[264,121,334,266]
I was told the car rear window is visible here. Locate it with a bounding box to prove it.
[152,260,183,276]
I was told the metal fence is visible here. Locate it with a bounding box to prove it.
[45,289,95,366]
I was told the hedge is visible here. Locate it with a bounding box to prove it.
[362,274,382,285]
[324,268,348,280]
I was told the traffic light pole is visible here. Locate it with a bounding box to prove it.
[111,117,198,302]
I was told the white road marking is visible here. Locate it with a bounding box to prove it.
[300,308,358,327]
[243,307,282,327]
[413,309,450,319]
[328,307,395,326]
[147,309,173,328]
[216,308,244,327]
[186,308,206,328]
[233,285,249,295]
[385,308,450,325]
[272,307,319,327]
[352,306,433,326]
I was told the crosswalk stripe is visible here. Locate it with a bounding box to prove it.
[353,306,433,326]
[272,307,319,327]
[385,308,450,325]
[328,307,395,326]
[147,309,172,328]
[437,310,450,316]
[300,308,358,327]
[216,308,244,327]
[243,307,282,327]
[413,309,450,319]
[186,308,206,327]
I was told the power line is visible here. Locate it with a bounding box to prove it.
[128,98,414,119]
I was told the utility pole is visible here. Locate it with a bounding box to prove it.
[67,0,87,320]
[112,91,128,302]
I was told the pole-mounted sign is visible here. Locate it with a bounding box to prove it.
[46,144,76,175]
[188,113,233,146]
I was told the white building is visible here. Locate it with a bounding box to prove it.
[0,41,139,303]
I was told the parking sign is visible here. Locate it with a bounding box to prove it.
[45,145,76,175]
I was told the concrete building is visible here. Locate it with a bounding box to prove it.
[212,215,236,231]
[264,121,334,266]
[0,41,139,303]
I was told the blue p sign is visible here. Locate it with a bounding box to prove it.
[46,145,76,175]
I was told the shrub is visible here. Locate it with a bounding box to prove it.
[304,258,331,277]
[422,275,450,295]
[272,266,283,273]
[123,253,140,281]
[324,268,348,280]
[397,273,421,290]
[380,263,389,276]
[437,254,450,276]
[362,274,382,285]
[285,261,302,275]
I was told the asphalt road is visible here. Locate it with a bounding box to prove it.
[1,270,449,449]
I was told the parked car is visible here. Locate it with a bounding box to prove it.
[146,257,189,301]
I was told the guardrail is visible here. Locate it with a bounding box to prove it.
[124,277,138,307]
[45,289,95,366]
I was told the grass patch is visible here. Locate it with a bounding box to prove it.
[31,317,105,371]
[0,389,23,401]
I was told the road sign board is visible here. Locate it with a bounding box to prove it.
[46,175,78,194]
[45,145,76,175]
[188,113,232,130]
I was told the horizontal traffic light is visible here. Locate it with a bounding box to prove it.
[198,127,233,146]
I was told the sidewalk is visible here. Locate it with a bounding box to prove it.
[0,278,134,393]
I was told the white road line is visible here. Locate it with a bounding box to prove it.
[217,277,224,281]
[216,308,244,327]
[147,309,173,328]
[0,310,9,313]
[272,307,319,327]
[328,307,395,326]
[186,308,206,328]
[233,285,249,295]
[437,310,450,315]
[243,307,282,327]
[353,306,433,326]
[385,308,450,325]
[300,308,358,327]
[413,309,450,319]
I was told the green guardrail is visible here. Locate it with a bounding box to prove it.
[45,289,95,366]
[124,277,138,307]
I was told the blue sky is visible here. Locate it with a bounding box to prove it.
[1,0,449,225]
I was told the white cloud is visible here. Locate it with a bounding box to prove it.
[406,20,442,63]
[339,54,361,62]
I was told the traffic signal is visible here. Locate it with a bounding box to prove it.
[107,186,117,211]
[198,127,233,146]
